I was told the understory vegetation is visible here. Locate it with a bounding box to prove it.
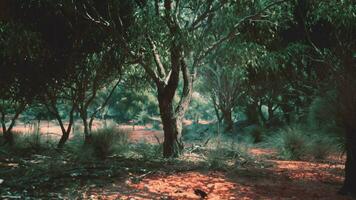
[0,0,355,199]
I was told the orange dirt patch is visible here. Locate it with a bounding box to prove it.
[86,164,349,200]
[127,172,251,200]
[87,171,254,200]
[249,148,276,157]
[11,121,164,143]
[269,160,345,183]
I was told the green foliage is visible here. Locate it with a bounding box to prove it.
[107,87,158,123]
[205,135,252,170]
[308,93,341,132]
[4,130,55,154]
[70,127,130,160]
[308,135,336,160]
[91,127,130,159]
[131,143,162,160]
[266,125,339,160]
[243,126,265,143]
[182,123,212,141]
[266,125,309,160]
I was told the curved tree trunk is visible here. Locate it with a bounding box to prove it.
[57,130,70,149]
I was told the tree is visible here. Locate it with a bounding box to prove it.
[74,49,124,144]
[74,0,290,157]
[202,42,246,132]
[296,0,356,196]
[0,22,44,145]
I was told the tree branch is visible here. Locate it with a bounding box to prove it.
[175,58,194,119]
[147,37,167,78]
[188,0,225,32]
[194,0,290,67]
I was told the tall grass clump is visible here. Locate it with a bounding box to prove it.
[131,142,162,160]
[90,127,130,159]
[308,134,339,160]
[266,125,309,160]
[70,127,130,160]
[266,125,340,160]
[12,130,54,152]
[205,135,252,170]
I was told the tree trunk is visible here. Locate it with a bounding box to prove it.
[57,130,69,149]
[222,109,233,133]
[37,118,41,134]
[339,126,356,198]
[83,120,92,144]
[56,118,71,149]
[3,131,14,145]
[158,96,183,157]
[53,105,75,149]
[81,112,92,145]
[1,109,23,146]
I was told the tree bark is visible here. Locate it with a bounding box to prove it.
[222,109,233,132]
[339,126,356,198]
[81,112,92,144]
[158,95,183,157]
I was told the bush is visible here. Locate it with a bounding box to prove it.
[266,125,339,160]
[266,125,309,160]
[205,135,252,170]
[308,135,337,160]
[13,130,54,152]
[91,127,130,159]
[70,127,130,160]
[241,125,264,143]
[131,142,162,160]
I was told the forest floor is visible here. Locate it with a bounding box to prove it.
[87,149,348,200]
[0,122,352,200]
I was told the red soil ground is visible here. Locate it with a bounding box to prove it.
[8,121,351,200]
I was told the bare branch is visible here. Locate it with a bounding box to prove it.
[147,37,167,79]
[89,77,122,129]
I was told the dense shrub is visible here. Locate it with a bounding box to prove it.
[266,125,309,160]
[70,127,130,160]
[90,127,130,159]
[266,125,339,160]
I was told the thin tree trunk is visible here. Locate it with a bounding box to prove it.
[1,107,23,145]
[57,130,69,149]
[48,103,75,149]
[82,114,92,144]
[37,118,41,134]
